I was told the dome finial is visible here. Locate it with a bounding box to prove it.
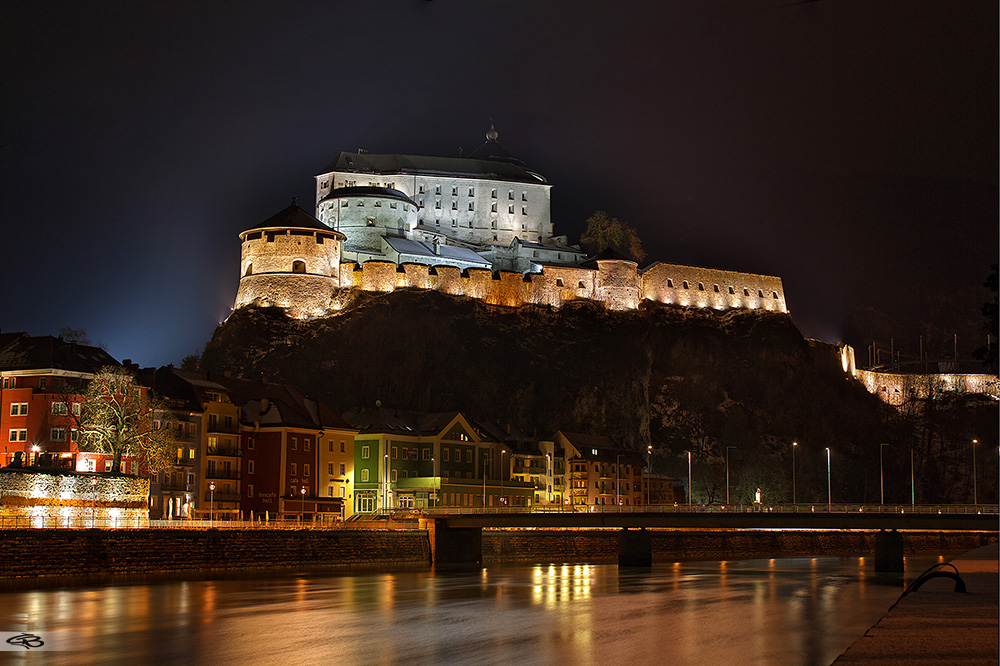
[486,119,498,142]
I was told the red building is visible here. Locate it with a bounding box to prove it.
[0,333,137,473]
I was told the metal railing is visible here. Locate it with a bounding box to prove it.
[418,503,1000,516]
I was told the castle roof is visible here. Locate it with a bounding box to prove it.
[241,201,342,237]
[319,186,418,207]
[383,236,492,267]
[323,150,547,185]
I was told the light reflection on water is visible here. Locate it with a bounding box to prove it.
[0,556,945,666]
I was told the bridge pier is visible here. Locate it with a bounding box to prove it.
[425,518,482,565]
[874,529,904,572]
[619,528,652,567]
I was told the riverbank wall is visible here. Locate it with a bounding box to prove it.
[0,528,993,588]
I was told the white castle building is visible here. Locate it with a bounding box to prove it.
[233,125,788,318]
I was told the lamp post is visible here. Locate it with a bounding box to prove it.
[791,442,798,505]
[825,448,831,509]
[880,443,889,504]
[546,453,551,503]
[383,453,389,513]
[616,454,624,511]
[725,446,737,505]
[647,445,652,508]
[482,456,488,509]
[685,451,692,507]
[91,477,97,527]
[972,439,978,505]
[301,486,307,522]
[500,449,506,509]
[209,481,215,528]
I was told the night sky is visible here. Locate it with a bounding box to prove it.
[3,2,996,368]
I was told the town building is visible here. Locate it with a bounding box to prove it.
[554,431,645,510]
[0,332,134,474]
[344,408,533,513]
[643,472,685,506]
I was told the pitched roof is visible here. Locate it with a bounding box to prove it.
[383,236,492,266]
[344,407,494,440]
[215,375,354,431]
[323,151,547,185]
[242,201,339,235]
[0,334,120,375]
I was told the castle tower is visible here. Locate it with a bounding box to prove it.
[233,201,346,318]
[586,249,640,311]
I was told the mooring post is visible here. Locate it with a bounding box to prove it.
[874,529,904,572]
[619,527,653,568]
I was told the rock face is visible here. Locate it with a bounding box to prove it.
[203,289,893,501]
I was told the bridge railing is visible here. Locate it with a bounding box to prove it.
[420,503,999,516]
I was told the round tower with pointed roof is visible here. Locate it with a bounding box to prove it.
[233,201,346,318]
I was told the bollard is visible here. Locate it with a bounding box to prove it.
[874,529,904,572]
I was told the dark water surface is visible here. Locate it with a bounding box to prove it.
[0,555,948,665]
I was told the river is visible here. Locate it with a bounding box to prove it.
[0,555,948,665]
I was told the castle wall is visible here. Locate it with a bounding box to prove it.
[596,260,640,311]
[240,229,341,280]
[486,271,528,308]
[317,194,418,254]
[360,261,398,292]
[235,274,333,318]
[640,262,787,313]
[432,265,464,295]
[398,263,431,290]
[855,370,999,406]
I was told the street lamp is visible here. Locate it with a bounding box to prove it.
[880,443,889,504]
[616,454,624,511]
[91,477,97,527]
[725,446,737,505]
[383,453,389,513]
[500,449,507,508]
[825,448,831,509]
[685,451,692,507]
[791,442,798,505]
[646,445,653,508]
[972,439,978,505]
[483,456,488,508]
[910,446,915,507]
[545,453,552,503]
[301,486,307,522]
[209,481,215,527]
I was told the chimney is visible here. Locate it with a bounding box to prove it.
[433,238,440,255]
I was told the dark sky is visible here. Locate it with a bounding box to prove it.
[3,1,996,368]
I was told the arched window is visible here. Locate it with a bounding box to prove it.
[244,263,253,277]
[292,260,306,273]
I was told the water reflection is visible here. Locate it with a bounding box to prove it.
[0,556,942,666]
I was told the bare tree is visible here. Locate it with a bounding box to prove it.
[580,211,647,262]
[75,367,177,474]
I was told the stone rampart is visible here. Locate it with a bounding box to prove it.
[314,259,788,318]
[235,273,334,317]
[855,370,1000,406]
[0,470,149,528]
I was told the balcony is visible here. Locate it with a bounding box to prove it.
[205,468,241,480]
[206,446,240,458]
[173,456,195,467]
[206,423,239,435]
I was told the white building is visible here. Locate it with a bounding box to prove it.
[313,125,582,272]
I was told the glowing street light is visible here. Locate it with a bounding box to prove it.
[301,486,307,522]
[791,442,798,504]
[880,443,890,504]
[500,449,507,508]
[726,446,737,505]
[825,448,831,509]
[209,481,215,527]
[910,446,915,507]
[545,453,552,503]
[647,445,653,508]
[685,451,692,506]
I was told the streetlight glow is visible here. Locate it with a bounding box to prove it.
[791,442,798,505]
[825,448,831,508]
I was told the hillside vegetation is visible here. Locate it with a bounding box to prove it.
[201,289,996,504]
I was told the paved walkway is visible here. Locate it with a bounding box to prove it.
[833,542,999,665]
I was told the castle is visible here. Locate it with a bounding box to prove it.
[233,125,788,318]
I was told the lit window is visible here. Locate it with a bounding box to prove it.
[51,402,67,415]
[328,486,334,497]
[361,445,370,459]
[340,486,346,498]
[361,469,370,482]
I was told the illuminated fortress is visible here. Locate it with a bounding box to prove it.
[233,126,788,318]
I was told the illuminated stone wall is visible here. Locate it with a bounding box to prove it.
[855,369,1000,406]
[242,253,789,318]
[0,470,149,528]
[640,262,787,313]
[317,191,419,256]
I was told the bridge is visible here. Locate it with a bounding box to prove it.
[417,505,998,569]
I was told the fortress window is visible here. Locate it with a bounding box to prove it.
[435,186,441,195]
[435,201,441,209]
[435,219,439,226]
[521,224,526,231]
[491,203,497,213]
[321,180,328,188]
[758,289,764,298]
[342,200,348,207]
[266,233,275,242]
[533,251,539,257]
[772,291,779,299]
[743,288,750,296]
[682,281,689,289]
[728,286,735,295]
[469,188,475,196]
[374,201,381,207]
[491,189,497,198]
[451,220,457,227]
[491,220,497,229]
[698,282,704,291]
[419,185,424,194]
[366,218,375,227]
[556,278,564,287]
[522,207,527,215]
[292,260,306,273]
[522,192,527,201]
[493,234,498,241]
[357,201,364,206]
[244,263,253,277]
[509,205,515,214]
[509,191,514,200]
[452,201,457,210]
[469,220,473,228]
[452,187,458,196]
[667,279,674,288]
[390,202,397,209]
[468,202,474,211]
[578,281,585,288]
[713,284,720,293]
